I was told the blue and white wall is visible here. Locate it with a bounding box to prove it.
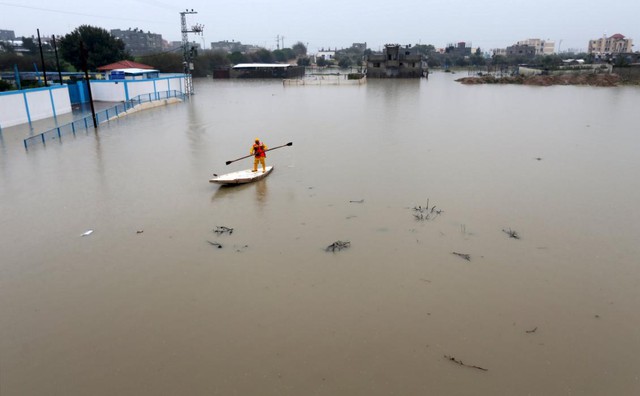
[0,74,185,129]
[90,74,185,102]
[0,85,72,129]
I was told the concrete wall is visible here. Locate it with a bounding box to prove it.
[90,75,185,102]
[0,85,71,129]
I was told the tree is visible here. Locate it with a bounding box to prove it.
[316,57,328,67]
[272,49,287,62]
[250,48,274,63]
[21,37,38,55]
[412,44,435,56]
[297,57,310,66]
[192,50,230,77]
[229,51,247,64]
[338,57,352,69]
[142,52,184,73]
[59,25,131,71]
[292,42,307,57]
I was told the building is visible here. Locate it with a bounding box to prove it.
[0,29,16,41]
[210,40,260,53]
[316,49,336,61]
[588,34,633,55]
[366,44,425,78]
[506,44,536,59]
[97,60,156,72]
[445,42,472,57]
[492,48,507,57]
[517,38,555,55]
[110,28,164,56]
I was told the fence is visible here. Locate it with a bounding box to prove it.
[23,90,185,149]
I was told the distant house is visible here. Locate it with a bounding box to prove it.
[210,40,261,54]
[110,28,164,56]
[97,60,156,72]
[316,50,336,61]
[517,39,555,55]
[0,29,16,41]
[506,44,536,58]
[445,42,472,57]
[366,44,425,78]
[588,34,633,55]
[106,68,159,80]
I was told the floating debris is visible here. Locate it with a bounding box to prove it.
[502,228,520,239]
[534,157,542,161]
[214,226,234,235]
[349,199,364,203]
[207,241,223,249]
[412,198,443,221]
[136,230,144,234]
[325,240,350,252]
[235,244,249,253]
[452,252,471,261]
[81,229,94,237]
[444,355,488,371]
[526,327,538,334]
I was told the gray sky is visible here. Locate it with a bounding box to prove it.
[1,0,638,53]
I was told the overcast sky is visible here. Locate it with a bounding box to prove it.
[1,0,638,53]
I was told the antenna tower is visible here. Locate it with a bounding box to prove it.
[180,9,204,95]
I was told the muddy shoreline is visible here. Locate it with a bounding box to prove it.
[456,73,626,86]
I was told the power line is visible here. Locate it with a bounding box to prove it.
[0,2,170,24]
[132,0,176,11]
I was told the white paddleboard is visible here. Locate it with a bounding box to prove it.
[209,166,274,185]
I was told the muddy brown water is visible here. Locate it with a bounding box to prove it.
[1,73,639,395]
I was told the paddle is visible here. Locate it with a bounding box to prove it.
[225,142,293,165]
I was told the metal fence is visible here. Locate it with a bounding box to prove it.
[24,90,185,149]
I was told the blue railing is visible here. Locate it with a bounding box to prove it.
[24,90,185,149]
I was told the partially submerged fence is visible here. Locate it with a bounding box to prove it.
[23,90,185,149]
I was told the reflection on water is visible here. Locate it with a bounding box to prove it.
[1,74,640,396]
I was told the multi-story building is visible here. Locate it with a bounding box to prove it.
[110,28,164,56]
[588,34,633,55]
[366,44,425,78]
[517,38,555,55]
[506,44,536,58]
[492,48,507,57]
[445,42,472,57]
[0,29,16,41]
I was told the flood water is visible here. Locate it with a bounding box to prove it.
[1,73,639,395]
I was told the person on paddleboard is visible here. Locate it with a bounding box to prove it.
[251,138,268,172]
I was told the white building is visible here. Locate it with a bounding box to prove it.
[315,50,335,61]
[588,34,633,55]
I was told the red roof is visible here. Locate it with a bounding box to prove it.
[97,60,155,71]
[610,34,625,40]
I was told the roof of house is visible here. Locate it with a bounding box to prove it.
[97,60,155,71]
[111,68,159,74]
[232,63,293,69]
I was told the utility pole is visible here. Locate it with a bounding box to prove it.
[80,41,97,129]
[52,34,63,84]
[36,29,48,86]
[180,9,203,96]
